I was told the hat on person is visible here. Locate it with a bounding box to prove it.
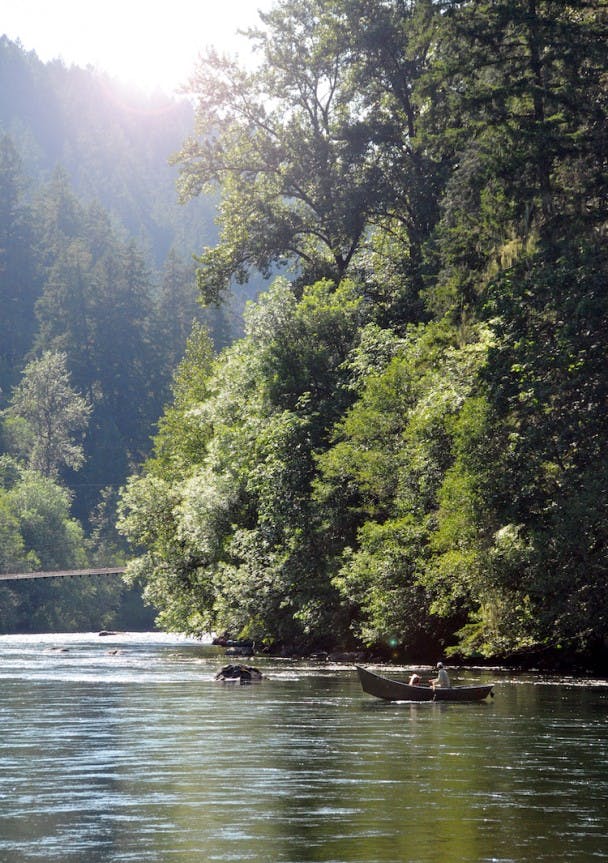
[437,662,444,669]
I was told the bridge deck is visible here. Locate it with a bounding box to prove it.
[0,567,127,581]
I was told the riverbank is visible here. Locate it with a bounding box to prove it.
[211,634,608,677]
[3,627,606,676]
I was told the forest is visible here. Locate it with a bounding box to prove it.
[0,34,241,631]
[2,1,608,666]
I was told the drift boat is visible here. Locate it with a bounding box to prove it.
[356,665,494,702]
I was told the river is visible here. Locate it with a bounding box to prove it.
[0,632,607,863]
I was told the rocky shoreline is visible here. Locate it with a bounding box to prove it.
[211,635,608,675]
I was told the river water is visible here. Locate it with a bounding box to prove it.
[0,633,607,863]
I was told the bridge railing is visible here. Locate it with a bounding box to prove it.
[0,567,127,582]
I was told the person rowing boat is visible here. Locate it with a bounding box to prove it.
[430,662,451,688]
[356,665,494,702]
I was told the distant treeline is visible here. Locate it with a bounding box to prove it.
[0,36,252,631]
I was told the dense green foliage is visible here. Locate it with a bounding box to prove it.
[0,454,152,633]
[2,6,606,659]
[119,0,608,664]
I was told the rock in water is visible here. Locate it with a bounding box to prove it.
[214,664,264,683]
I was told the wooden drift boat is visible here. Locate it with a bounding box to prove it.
[356,665,494,702]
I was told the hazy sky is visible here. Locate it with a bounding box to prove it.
[1,0,270,93]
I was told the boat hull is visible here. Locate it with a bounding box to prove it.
[356,665,494,702]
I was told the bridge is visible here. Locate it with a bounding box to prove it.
[0,567,127,582]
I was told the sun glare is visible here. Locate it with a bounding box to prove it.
[3,0,265,94]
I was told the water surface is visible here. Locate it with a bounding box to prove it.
[1,633,607,862]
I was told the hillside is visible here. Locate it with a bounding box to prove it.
[0,35,214,263]
[0,37,232,631]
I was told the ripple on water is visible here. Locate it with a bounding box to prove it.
[1,635,608,863]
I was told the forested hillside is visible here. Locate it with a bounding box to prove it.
[0,37,240,631]
[118,0,608,667]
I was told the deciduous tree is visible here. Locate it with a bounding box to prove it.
[6,350,91,479]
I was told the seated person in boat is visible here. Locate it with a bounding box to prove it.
[430,662,451,688]
[408,673,423,686]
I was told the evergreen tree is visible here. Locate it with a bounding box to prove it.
[155,249,204,380]
[0,135,38,397]
[32,177,163,515]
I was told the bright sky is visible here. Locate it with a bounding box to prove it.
[1,0,270,94]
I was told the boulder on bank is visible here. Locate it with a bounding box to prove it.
[215,664,264,683]
[212,635,255,656]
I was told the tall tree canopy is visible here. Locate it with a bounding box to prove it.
[175,0,441,314]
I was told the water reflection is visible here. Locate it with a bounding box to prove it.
[0,634,607,862]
